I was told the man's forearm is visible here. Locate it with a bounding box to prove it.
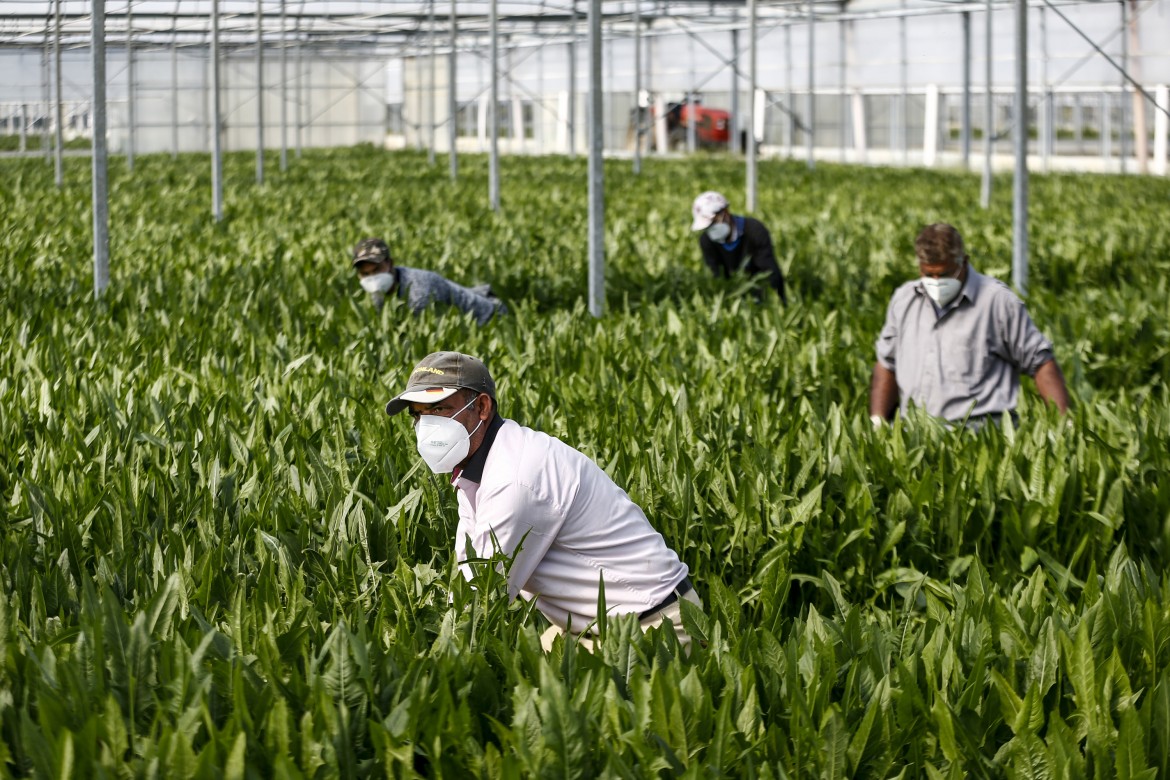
[1033,359,1070,414]
[869,363,899,420]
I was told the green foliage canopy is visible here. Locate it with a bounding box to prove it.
[1,148,1168,776]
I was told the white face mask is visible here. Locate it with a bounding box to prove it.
[706,221,731,243]
[415,397,484,474]
[360,272,395,294]
[921,275,963,308]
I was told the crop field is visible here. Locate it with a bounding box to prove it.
[2,146,1169,777]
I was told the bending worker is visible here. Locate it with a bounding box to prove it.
[690,190,787,303]
[352,238,506,325]
[869,223,1070,427]
[385,351,700,652]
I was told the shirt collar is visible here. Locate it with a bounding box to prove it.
[722,215,745,250]
[454,412,504,484]
[960,264,983,303]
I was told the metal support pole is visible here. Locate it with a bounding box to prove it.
[1127,0,1147,173]
[211,0,224,221]
[171,42,179,158]
[899,0,908,164]
[1154,85,1169,176]
[730,20,739,156]
[647,4,658,143]
[354,58,361,147]
[785,23,793,157]
[806,1,815,169]
[428,0,437,165]
[1119,0,1128,174]
[633,1,643,172]
[687,88,697,153]
[537,37,546,153]
[41,46,50,159]
[256,0,265,184]
[53,0,63,185]
[506,37,519,148]
[980,0,993,209]
[280,0,287,170]
[489,0,500,209]
[1039,5,1050,172]
[1012,0,1028,296]
[587,0,604,318]
[747,0,758,209]
[92,0,110,298]
[295,25,303,157]
[568,0,577,157]
[849,22,865,163]
[962,11,972,168]
[203,39,210,153]
[127,1,135,171]
[839,18,847,162]
[449,0,458,181]
[20,104,27,154]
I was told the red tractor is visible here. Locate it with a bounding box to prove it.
[631,97,736,151]
[661,100,732,149]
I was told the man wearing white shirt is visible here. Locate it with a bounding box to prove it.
[385,351,699,652]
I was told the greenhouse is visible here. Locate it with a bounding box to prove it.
[2,1,1170,777]
[2,0,1168,171]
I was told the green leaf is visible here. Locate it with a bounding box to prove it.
[224,731,247,780]
[1116,708,1156,780]
[931,697,960,764]
[283,353,315,376]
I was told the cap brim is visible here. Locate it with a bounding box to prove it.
[384,386,460,416]
[691,215,715,231]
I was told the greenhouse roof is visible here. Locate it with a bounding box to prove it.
[0,0,1023,51]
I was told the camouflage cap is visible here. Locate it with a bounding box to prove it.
[353,237,390,267]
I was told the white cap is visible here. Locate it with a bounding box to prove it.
[691,191,729,231]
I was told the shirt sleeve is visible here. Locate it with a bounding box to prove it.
[997,294,1055,376]
[875,294,901,371]
[466,481,565,602]
[446,284,501,325]
[453,499,480,583]
[744,222,787,303]
[699,236,723,278]
[405,269,501,325]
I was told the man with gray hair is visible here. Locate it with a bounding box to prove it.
[869,223,1069,427]
[352,238,506,325]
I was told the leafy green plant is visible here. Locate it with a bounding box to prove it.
[1,147,1168,775]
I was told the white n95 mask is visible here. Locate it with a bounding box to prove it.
[706,222,731,243]
[415,398,483,474]
[360,272,395,294]
[922,276,962,308]
[360,268,397,292]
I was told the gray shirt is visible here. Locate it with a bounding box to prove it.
[389,266,506,326]
[875,266,1055,421]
